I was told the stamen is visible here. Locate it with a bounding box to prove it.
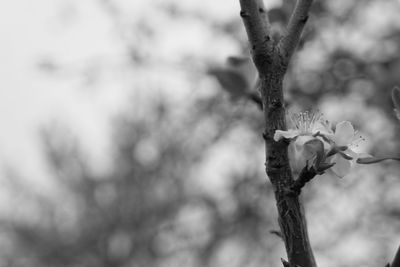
[350,133,365,148]
[289,111,323,134]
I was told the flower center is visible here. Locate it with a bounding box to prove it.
[290,111,324,135]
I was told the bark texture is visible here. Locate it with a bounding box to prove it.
[239,1,316,267]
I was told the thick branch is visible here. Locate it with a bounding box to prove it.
[238,1,316,267]
[279,0,314,65]
[262,77,316,267]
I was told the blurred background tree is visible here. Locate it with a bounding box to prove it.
[0,0,400,267]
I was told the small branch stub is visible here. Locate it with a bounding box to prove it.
[240,10,249,18]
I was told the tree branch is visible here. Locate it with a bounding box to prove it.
[389,246,400,267]
[239,0,273,74]
[278,0,314,65]
[239,1,316,267]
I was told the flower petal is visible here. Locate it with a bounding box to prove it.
[288,136,320,172]
[312,121,333,136]
[334,121,355,145]
[273,129,300,141]
[289,145,310,174]
[330,154,352,178]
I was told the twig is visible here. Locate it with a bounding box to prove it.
[269,229,284,240]
[290,167,318,195]
[278,0,314,65]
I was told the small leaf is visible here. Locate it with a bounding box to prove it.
[226,56,251,67]
[356,156,400,164]
[208,55,258,100]
[208,68,248,99]
[226,56,258,89]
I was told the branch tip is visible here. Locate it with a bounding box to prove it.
[279,0,314,64]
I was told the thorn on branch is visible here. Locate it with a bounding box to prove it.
[246,92,263,110]
[269,229,283,240]
[262,133,267,140]
[240,10,249,18]
[281,258,291,267]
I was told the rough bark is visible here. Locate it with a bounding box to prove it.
[389,246,400,267]
[239,1,316,267]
